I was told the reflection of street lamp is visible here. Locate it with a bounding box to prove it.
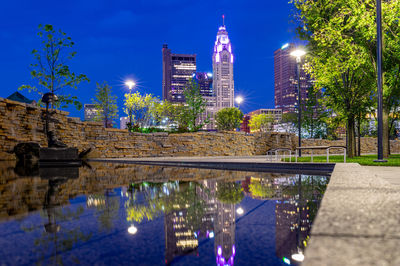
[292,251,305,262]
[128,224,137,235]
[235,96,243,109]
[290,49,306,157]
[236,207,244,215]
[125,80,135,127]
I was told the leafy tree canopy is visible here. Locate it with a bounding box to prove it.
[19,24,89,109]
[215,107,243,131]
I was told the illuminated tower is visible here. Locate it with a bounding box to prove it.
[212,15,235,109]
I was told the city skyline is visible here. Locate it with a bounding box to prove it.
[0,0,298,121]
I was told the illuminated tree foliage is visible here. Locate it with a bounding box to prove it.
[249,113,274,132]
[293,0,400,157]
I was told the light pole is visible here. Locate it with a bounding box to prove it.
[125,80,135,128]
[235,96,243,110]
[374,0,387,162]
[290,49,306,157]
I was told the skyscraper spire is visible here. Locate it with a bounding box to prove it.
[222,14,225,26]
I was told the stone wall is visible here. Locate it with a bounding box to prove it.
[0,98,295,160]
[301,138,400,155]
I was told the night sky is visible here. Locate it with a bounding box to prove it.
[0,0,299,119]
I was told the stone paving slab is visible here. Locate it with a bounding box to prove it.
[304,236,400,266]
[304,164,400,266]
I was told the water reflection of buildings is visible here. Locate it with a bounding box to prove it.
[165,209,198,264]
[275,175,312,265]
[163,180,237,266]
[204,180,236,266]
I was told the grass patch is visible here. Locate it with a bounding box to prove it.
[283,154,400,166]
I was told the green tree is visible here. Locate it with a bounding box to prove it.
[92,82,118,128]
[124,91,159,130]
[19,24,89,109]
[249,113,274,132]
[215,107,243,131]
[301,86,327,138]
[293,0,376,157]
[280,112,298,134]
[181,78,208,131]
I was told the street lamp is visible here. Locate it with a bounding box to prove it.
[125,80,135,128]
[235,96,243,109]
[374,0,387,162]
[290,49,306,157]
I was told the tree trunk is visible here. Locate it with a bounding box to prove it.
[382,108,389,158]
[347,117,356,158]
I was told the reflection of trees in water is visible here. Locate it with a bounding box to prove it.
[216,182,244,204]
[90,189,120,231]
[125,182,207,232]
[19,177,93,265]
[249,181,275,199]
[24,205,92,265]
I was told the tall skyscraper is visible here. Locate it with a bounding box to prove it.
[162,44,197,103]
[212,19,235,109]
[274,43,312,113]
[194,72,213,97]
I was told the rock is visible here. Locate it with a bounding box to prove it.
[13,142,41,162]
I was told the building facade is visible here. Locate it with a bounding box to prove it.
[247,108,283,123]
[274,43,312,113]
[162,44,197,103]
[84,104,98,121]
[212,24,234,109]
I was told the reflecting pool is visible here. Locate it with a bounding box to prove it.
[0,161,329,265]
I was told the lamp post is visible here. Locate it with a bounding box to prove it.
[290,49,306,157]
[235,96,243,110]
[125,80,135,128]
[374,0,387,162]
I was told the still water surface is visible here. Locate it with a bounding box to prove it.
[0,161,329,265]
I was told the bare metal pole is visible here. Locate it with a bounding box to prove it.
[375,0,387,162]
[296,57,302,157]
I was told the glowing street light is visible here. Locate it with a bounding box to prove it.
[290,48,306,157]
[125,80,135,93]
[128,224,137,235]
[235,96,243,109]
[125,80,136,127]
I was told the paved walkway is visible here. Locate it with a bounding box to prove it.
[304,164,400,266]
[364,166,400,185]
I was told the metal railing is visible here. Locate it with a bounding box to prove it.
[266,148,292,162]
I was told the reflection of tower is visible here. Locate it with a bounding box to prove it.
[275,175,311,264]
[214,182,236,266]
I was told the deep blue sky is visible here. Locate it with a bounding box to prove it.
[0,0,299,119]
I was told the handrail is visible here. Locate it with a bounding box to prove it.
[295,146,347,163]
[267,148,292,162]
